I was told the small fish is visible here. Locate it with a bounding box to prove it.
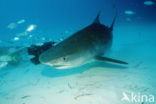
[144,1,155,6]
[17,19,25,24]
[26,24,37,32]
[7,23,17,29]
[13,37,20,41]
[125,10,135,15]
[0,55,17,63]
[126,17,132,22]
[0,55,12,62]
[0,62,8,69]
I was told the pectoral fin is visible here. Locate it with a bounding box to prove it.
[95,56,128,65]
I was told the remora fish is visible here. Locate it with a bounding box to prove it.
[39,12,128,69]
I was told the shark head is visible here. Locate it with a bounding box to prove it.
[39,47,93,69]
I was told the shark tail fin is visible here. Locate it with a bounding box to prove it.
[93,11,101,24]
[110,6,117,31]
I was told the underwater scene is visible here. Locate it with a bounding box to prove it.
[0,0,156,104]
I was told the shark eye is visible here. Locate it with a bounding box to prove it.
[63,57,66,61]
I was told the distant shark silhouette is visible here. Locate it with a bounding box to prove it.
[39,12,128,69]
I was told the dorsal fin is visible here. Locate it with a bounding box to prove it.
[93,11,101,24]
[110,6,117,31]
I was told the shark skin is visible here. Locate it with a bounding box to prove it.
[39,12,128,69]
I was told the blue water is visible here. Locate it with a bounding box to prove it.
[0,0,156,104]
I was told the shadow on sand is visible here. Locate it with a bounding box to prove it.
[41,62,128,78]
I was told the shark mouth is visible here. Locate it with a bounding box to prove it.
[53,65,67,68]
[50,64,72,69]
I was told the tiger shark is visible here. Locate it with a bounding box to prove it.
[39,12,128,69]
